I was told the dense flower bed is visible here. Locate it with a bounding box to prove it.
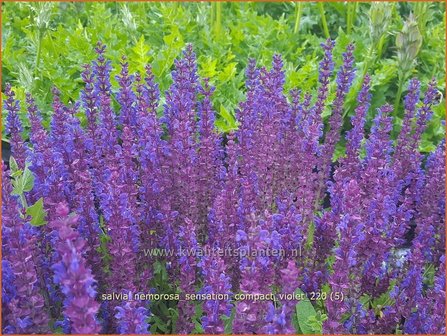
[2,40,445,334]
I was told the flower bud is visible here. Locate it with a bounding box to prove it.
[396,13,423,76]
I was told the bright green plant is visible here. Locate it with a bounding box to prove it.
[2,2,445,151]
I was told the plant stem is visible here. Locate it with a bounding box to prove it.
[347,3,353,35]
[346,2,358,35]
[342,45,374,120]
[305,221,315,251]
[362,45,374,78]
[318,3,330,39]
[393,70,411,137]
[210,3,215,32]
[376,34,385,59]
[353,2,359,28]
[294,2,303,34]
[34,29,43,78]
[214,2,222,38]
[19,193,28,210]
[393,73,405,120]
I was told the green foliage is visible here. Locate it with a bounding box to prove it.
[25,197,47,227]
[294,288,323,334]
[9,156,20,177]
[8,156,47,226]
[2,2,445,149]
[98,215,112,275]
[216,104,238,132]
[191,302,205,334]
[149,260,179,334]
[222,307,235,334]
[359,280,398,319]
[423,263,436,288]
[10,157,34,203]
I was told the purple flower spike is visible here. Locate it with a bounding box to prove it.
[315,38,335,118]
[2,164,50,334]
[115,301,150,334]
[163,44,200,226]
[4,84,28,169]
[343,74,372,176]
[116,56,137,129]
[1,41,445,335]
[176,218,199,334]
[317,43,356,209]
[196,79,225,239]
[49,203,101,334]
[199,252,232,334]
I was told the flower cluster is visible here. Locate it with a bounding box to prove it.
[49,203,101,334]
[2,40,445,334]
[2,166,49,334]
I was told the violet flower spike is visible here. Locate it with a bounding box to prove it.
[2,164,50,334]
[49,203,101,334]
[4,83,28,169]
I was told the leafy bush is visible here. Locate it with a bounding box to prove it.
[2,2,445,151]
[2,40,445,334]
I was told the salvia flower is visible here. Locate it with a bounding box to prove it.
[2,164,49,334]
[115,301,150,334]
[116,56,137,129]
[1,41,445,335]
[175,218,199,334]
[199,252,232,334]
[49,203,101,334]
[4,84,28,169]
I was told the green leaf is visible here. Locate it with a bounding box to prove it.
[169,307,179,330]
[152,315,168,333]
[359,294,371,306]
[222,307,235,334]
[193,319,204,334]
[295,288,318,334]
[217,104,238,132]
[10,169,23,179]
[22,167,35,193]
[11,178,23,196]
[130,34,151,73]
[154,260,163,275]
[306,313,327,334]
[219,104,232,121]
[215,119,231,133]
[419,138,436,153]
[423,263,436,287]
[192,302,204,334]
[26,197,47,227]
[11,164,35,196]
[217,62,237,82]
[9,156,19,174]
[199,57,217,78]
